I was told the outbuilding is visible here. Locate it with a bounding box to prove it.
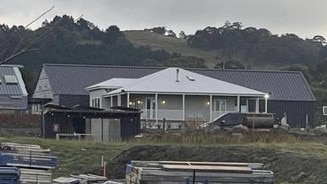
[42,104,141,142]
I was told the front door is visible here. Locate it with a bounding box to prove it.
[213,99,226,118]
[145,97,156,119]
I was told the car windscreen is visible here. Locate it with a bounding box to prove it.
[210,113,246,127]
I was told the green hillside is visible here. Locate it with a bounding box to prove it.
[123,30,309,71]
[124,30,219,68]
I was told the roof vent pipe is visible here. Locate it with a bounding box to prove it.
[176,68,179,82]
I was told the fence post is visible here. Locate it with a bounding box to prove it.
[162,118,166,133]
[192,169,196,184]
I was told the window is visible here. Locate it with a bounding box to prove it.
[214,99,226,112]
[91,98,101,108]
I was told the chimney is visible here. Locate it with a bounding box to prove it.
[176,68,179,82]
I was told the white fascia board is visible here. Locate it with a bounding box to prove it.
[104,90,266,97]
[85,86,117,91]
[13,67,28,96]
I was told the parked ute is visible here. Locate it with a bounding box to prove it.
[200,112,277,131]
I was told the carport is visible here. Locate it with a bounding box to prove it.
[42,104,141,142]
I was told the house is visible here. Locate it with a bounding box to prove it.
[33,64,316,128]
[86,67,268,129]
[0,65,28,112]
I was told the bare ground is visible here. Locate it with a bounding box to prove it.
[106,145,327,184]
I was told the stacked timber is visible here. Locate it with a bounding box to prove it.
[19,168,52,183]
[53,174,108,184]
[0,142,57,183]
[126,161,274,184]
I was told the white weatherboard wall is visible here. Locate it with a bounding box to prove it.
[33,68,53,99]
[157,95,183,110]
[157,95,183,120]
[89,89,107,108]
[118,94,249,122]
[185,96,210,122]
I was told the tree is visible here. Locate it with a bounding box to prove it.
[104,25,123,44]
[312,35,326,45]
[282,64,314,84]
[167,30,176,37]
[145,27,166,35]
[179,31,186,39]
[225,60,245,69]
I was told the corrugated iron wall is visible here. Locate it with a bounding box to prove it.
[268,100,315,128]
[120,116,141,140]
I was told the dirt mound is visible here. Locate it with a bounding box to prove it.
[106,145,327,183]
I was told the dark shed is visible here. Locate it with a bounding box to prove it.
[195,69,316,127]
[43,104,141,141]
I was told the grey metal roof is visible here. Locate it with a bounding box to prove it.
[105,67,266,96]
[43,64,159,95]
[0,65,27,95]
[194,69,316,101]
[42,64,315,101]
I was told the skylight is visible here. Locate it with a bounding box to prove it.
[4,75,18,84]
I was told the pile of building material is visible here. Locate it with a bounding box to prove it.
[53,174,108,184]
[126,161,274,184]
[0,166,20,183]
[0,142,57,183]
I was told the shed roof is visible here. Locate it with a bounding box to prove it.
[43,64,157,95]
[41,64,315,101]
[194,69,315,101]
[106,67,266,96]
[0,65,27,96]
[44,104,141,118]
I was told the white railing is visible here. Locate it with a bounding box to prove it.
[56,133,95,141]
[141,110,241,121]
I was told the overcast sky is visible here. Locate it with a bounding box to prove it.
[1,0,327,39]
